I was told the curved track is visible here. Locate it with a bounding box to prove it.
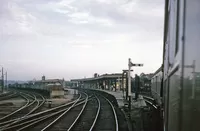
[143,95,158,109]
[0,92,18,101]
[0,93,83,131]
[0,90,119,131]
[41,91,118,131]
[93,94,118,131]
[0,92,30,122]
[0,91,46,130]
[71,95,101,131]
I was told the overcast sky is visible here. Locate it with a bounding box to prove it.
[0,0,164,81]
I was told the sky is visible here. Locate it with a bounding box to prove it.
[0,0,164,81]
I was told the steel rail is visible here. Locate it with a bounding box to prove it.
[142,95,158,109]
[1,96,88,131]
[0,92,18,101]
[0,91,12,97]
[144,99,158,109]
[0,92,40,129]
[41,93,83,131]
[37,93,46,108]
[143,95,155,101]
[17,97,92,131]
[1,91,93,130]
[25,94,39,116]
[89,94,101,131]
[0,92,30,121]
[67,92,89,131]
[0,95,87,127]
[102,95,119,131]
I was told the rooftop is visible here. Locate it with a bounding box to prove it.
[29,79,64,84]
[71,73,123,82]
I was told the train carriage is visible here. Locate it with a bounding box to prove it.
[151,66,163,106]
[163,0,200,131]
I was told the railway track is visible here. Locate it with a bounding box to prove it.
[40,92,88,131]
[0,91,46,130]
[0,90,119,131]
[143,95,157,109]
[39,91,118,131]
[0,92,28,120]
[0,92,18,101]
[0,92,45,121]
[0,93,83,131]
[93,94,118,131]
[71,95,100,131]
[0,92,13,97]
[142,95,163,131]
[0,92,30,122]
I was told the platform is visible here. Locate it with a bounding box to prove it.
[92,89,146,108]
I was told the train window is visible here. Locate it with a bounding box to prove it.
[175,0,180,55]
[182,0,200,130]
[168,0,178,66]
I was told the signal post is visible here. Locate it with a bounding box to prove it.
[128,58,143,112]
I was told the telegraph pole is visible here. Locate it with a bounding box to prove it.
[5,72,7,91]
[1,67,4,93]
[192,60,196,99]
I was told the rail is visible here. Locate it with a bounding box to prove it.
[89,95,101,131]
[102,95,119,131]
[41,93,83,131]
[0,92,30,121]
[0,94,87,131]
[0,89,120,131]
[67,92,89,131]
[0,92,46,129]
[0,95,88,128]
[143,95,158,109]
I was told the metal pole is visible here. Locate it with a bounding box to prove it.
[0,67,3,92]
[2,67,4,93]
[192,60,196,99]
[123,69,133,100]
[128,58,132,111]
[122,72,124,98]
[126,73,128,100]
[5,72,7,91]
[128,58,131,96]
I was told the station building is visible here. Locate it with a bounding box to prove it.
[29,76,65,98]
[71,73,125,91]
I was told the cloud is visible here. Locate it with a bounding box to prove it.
[1,0,163,37]
[0,1,39,36]
[0,0,164,80]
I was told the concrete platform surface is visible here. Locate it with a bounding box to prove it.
[92,89,146,108]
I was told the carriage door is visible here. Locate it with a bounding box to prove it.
[164,0,182,131]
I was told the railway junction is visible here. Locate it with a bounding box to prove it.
[0,59,161,131]
[0,88,125,131]
[0,65,162,131]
